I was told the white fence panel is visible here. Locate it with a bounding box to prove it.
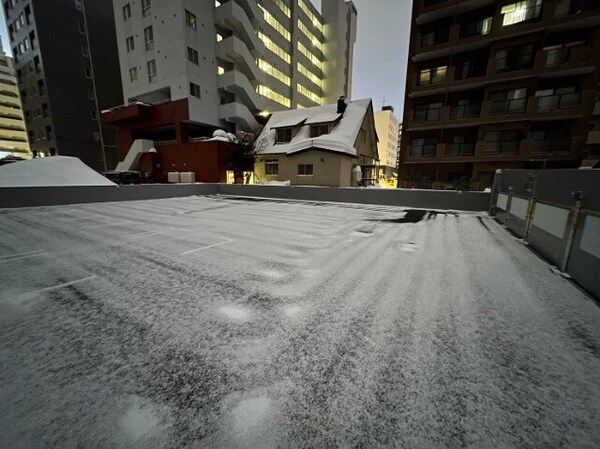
[511,197,528,220]
[532,203,569,239]
[497,193,508,210]
[580,215,600,259]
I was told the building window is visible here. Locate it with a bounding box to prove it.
[142,0,151,17]
[129,67,137,82]
[187,47,199,65]
[501,0,543,26]
[531,129,569,153]
[126,36,135,52]
[535,87,579,111]
[147,59,156,82]
[144,26,154,50]
[84,68,91,78]
[258,59,291,86]
[455,58,487,79]
[45,125,53,140]
[123,3,131,20]
[461,17,493,38]
[490,88,527,114]
[449,98,481,119]
[78,21,85,34]
[544,41,587,65]
[37,79,45,95]
[297,164,314,176]
[446,135,475,156]
[420,28,450,47]
[418,65,447,85]
[484,131,521,155]
[414,102,442,122]
[189,82,201,98]
[91,109,98,120]
[495,43,535,71]
[276,128,293,143]
[82,44,89,57]
[310,124,329,138]
[42,103,48,117]
[185,10,196,29]
[265,159,279,175]
[411,137,438,158]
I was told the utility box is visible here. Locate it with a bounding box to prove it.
[179,172,196,184]
[167,172,180,183]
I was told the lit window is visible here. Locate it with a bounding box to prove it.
[274,0,291,18]
[298,0,324,33]
[298,42,322,71]
[297,63,322,88]
[259,5,291,41]
[298,20,323,53]
[297,84,322,105]
[258,59,290,86]
[501,0,543,26]
[418,65,447,85]
[258,32,291,64]
[297,164,314,175]
[266,159,279,174]
[215,0,221,7]
[216,33,223,42]
[218,66,225,75]
[257,85,291,107]
[185,10,196,29]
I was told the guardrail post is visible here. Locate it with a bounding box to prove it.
[504,186,514,227]
[523,173,537,241]
[560,191,584,272]
[489,169,502,216]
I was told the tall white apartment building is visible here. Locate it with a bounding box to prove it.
[109,0,357,133]
[374,105,400,178]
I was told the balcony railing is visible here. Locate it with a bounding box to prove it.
[536,92,580,112]
[446,143,475,157]
[543,44,591,66]
[532,138,570,153]
[449,104,481,119]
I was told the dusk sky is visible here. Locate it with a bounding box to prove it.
[0,0,412,118]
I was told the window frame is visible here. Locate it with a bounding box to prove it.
[265,159,279,175]
[276,128,293,144]
[297,164,314,176]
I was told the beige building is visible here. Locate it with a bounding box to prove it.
[255,97,378,187]
[0,45,30,159]
[374,105,399,179]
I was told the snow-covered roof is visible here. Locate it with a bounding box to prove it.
[0,156,116,187]
[256,99,372,157]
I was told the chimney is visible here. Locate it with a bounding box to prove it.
[337,96,347,114]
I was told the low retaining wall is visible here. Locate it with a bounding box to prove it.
[0,183,491,211]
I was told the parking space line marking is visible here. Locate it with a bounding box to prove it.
[80,221,131,229]
[37,275,98,293]
[180,238,234,256]
[0,250,44,260]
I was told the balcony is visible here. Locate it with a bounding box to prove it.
[216,36,265,84]
[218,69,265,112]
[214,0,265,55]
[219,101,261,132]
[445,142,475,157]
[593,101,600,116]
[587,130,600,145]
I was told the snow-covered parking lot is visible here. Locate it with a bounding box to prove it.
[1,195,600,448]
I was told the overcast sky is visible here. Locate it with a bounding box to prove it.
[0,0,412,119]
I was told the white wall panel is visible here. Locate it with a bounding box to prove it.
[532,203,569,239]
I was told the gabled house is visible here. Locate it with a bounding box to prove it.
[254,98,379,187]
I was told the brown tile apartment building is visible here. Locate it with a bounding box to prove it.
[399,0,600,190]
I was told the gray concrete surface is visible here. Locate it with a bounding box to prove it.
[1,196,599,448]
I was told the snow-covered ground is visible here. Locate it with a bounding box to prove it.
[1,195,599,448]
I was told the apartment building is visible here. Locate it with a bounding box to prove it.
[2,0,123,171]
[103,0,357,165]
[374,105,399,179]
[0,41,30,159]
[399,0,600,190]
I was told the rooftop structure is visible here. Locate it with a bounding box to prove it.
[398,0,600,190]
[1,194,599,447]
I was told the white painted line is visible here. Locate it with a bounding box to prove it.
[0,249,44,260]
[80,220,131,229]
[37,275,98,293]
[0,251,47,262]
[123,230,162,239]
[180,238,234,256]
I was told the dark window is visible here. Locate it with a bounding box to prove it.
[123,4,131,20]
[484,131,521,155]
[461,17,493,38]
[144,26,154,50]
[421,28,449,47]
[414,102,442,122]
[490,88,527,114]
[185,10,196,29]
[411,137,438,157]
[531,129,569,153]
[496,43,535,71]
[189,82,201,98]
[265,159,279,175]
[450,99,481,119]
[142,0,151,17]
[297,164,314,175]
[187,47,199,64]
[276,128,292,143]
[536,87,579,111]
[310,124,329,137]
[455,59,487,79]
[446,135,475,156]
